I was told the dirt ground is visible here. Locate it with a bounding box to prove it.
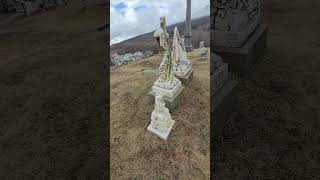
[110,49,210,179]
[214,0,320,178]
[0,1,107,178]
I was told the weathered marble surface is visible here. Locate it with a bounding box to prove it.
[199,41,205,48]
[184,0,193,51]
[211,0,261,47]
[199,41,208,61]
[153,17,182,97]
[147,93,175,140]
[172,27,193,79]
[200,48,208,61]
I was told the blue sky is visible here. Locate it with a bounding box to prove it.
[110,0,210,45]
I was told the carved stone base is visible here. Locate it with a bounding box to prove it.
[147,120,175,140]
[211,80,238,142]
[212,24,268,78]
[212,17,260,48]
[175,69,193,85]
[152,80,182,99]
[184,37,193,52]
[149,85,184,113]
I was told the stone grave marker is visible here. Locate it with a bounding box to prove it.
[199,41,208,61]
[149,17,185,112]
[147,93,175,140]
[211,52,238,141]
[211,0,268,77]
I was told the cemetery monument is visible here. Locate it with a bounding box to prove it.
[184,0,193,52]
[211,0,268,77]
[172,27,193,85]
[149,17,184,112]
[211,53,238,141]
[147,93,175,140]
[199,41,208,61]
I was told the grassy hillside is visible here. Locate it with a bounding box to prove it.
[111,49,210,179]
[111,16,210,54]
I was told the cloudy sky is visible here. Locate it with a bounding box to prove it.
[110,0,210,45]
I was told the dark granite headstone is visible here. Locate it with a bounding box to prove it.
[211,53,238,141]
[211,0,267,78]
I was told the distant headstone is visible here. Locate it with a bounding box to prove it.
[184,0,193,52]
[199,41,205,48]
[199,41,207,61]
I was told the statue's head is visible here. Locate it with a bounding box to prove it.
[160,16,166,28]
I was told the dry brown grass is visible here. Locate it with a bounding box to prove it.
[0,1,107,178]
[214,0,320,178]
[111,49,210,179]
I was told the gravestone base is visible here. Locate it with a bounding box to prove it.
[147,120,175,140]
[212,80,238,142]
[200,56,207,61]
[212,24,268,78]
[148,86,184,113]
[176,69,193,86]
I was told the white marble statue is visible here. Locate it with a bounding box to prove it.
[152,17,182,98]
[172,27,192,78]
[147,92,175,140]
[199,41,208,61]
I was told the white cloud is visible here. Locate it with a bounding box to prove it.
[110,0,210,45]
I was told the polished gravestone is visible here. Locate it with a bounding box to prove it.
[172,27,193,85]
[184,0,193,52]
[211,0,268,78]
[211,53,238,141]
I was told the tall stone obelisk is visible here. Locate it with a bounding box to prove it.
[184,0,193,52]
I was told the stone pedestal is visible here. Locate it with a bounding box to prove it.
[212,24,268,78]
[212,17,260,48]
[184,34,193,52]
[149,85,184,113]
[184,0,193,52]
[147,120,175,140]
[176,69,193,85]
[211,80,238,142]
[211,53,238,142]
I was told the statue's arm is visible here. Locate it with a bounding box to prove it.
[154,30,160,37]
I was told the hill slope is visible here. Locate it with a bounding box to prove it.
[111,16,209,54]
[110,49,210,179]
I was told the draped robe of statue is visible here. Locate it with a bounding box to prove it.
[171,27,192,78]
[150,93,175,133]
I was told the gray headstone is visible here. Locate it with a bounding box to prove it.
[212,0,261,47]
